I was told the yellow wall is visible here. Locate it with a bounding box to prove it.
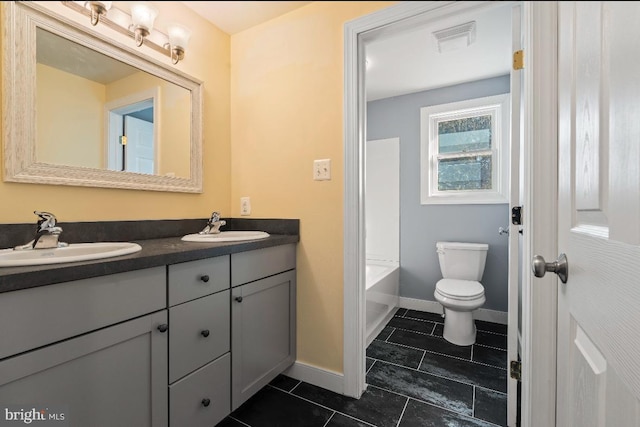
[0,1,231,223]
[230,1,395,373]
[36,63,105,169]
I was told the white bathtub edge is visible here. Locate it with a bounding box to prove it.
[398,297,508,325]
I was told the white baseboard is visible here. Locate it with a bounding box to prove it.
[284,361,344,395]
[398,296,508,325]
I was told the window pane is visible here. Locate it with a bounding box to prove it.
[438,155,492,191]
[438,115,492,154]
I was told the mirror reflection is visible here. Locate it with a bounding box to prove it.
[36,27,192,178]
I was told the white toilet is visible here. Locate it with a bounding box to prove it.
[434,241,488,346]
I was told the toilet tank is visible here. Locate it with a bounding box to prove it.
[436,241,489,281]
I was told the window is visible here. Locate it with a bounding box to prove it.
[420,94,510,204]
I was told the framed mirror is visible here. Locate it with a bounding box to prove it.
[2,1,203,193]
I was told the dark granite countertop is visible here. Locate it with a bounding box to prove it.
[0,218,299,294]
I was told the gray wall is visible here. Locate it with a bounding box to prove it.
[367,75,510,312]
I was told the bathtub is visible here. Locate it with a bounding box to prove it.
[365,260,399,347]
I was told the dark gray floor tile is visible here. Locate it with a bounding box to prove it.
[433,323,444,337]
[375,326,395,342]
[419,351,507,393]
[475,320,507,335]
[232,386,332,427]
[325,413,373,427]
[476,331,507,350]
[269,374,301,392]
[292,381,406,427]
[475,388,507,426]
[388,329,472,359]
[387,316,436,334]
[394,308,408,317]
[405,310,444,323]
[215,417,247,427]
[366,361,473,416]
[366,357,375,372]
[398,399,498,427]
[473,345,507,369]
[367,340,425,369]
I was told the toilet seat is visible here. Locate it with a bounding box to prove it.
[435,279,484,301]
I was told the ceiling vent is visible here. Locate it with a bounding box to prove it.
[433,21,477,53]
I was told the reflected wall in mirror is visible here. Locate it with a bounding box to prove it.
[3,1,203,192]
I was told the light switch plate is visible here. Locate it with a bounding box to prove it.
[313,159,331,181]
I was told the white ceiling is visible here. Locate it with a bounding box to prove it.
[180,1,312,35]
[181,1,513,101]
[365,3,513,101]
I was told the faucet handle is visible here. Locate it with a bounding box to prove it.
[34,211,58,231]
[208,212,221,224]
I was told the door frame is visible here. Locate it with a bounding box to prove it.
[343,2,559,426]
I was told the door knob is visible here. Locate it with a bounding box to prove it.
[532,253,568,284]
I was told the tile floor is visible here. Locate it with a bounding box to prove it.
[217,308,508,427]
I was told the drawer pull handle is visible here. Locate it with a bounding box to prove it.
[157,324,168,333]
[201,398,211,407]
[235,296,243,303]
[200,275,210,283]
[201,329,210,338]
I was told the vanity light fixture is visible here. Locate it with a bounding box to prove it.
[63,1,191,65]
[130,2,159,47]
[87,1,112,26]
[166,23,192,64]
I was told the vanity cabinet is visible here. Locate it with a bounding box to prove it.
[0,241,297,426]
[230,244,297,410]
[167,256,231,427]
[0,267,168,427]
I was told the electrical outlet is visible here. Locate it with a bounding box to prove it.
[240,197,251,216]
[313,159,331,181]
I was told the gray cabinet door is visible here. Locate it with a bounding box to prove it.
[231,270,296,410]
[0,310,168,427]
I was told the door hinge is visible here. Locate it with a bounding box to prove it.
[513,50,524,70]
[119,135,127,146]
[511,206,522,225]
[510,360,522,381]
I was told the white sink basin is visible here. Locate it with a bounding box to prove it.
[0,242,142,267]
[182,231,270,243]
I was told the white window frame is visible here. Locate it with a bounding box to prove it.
[420,93,510,204]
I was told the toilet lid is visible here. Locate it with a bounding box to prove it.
[436,279,484,300]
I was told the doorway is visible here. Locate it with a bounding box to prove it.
[104,87,159,174]
[344,2,528,426]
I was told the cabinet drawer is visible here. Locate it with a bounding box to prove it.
[231,244,296,287]
[169,290,230,383]
[170,353,230,427]
[168,256,230,306]
[0,267,166,360]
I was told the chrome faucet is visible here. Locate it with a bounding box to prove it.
[15,211,69,250]
[199,212,226,235]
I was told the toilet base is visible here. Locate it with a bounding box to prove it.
[442,308,476,346]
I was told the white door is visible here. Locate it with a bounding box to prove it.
[556,2,640,425]
[124,115,155,175]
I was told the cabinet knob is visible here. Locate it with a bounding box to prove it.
[200,275,210,283]
[201,329,210,338]
[201,398,211,407]
[234,296,243,303]
[157,324,168,333]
